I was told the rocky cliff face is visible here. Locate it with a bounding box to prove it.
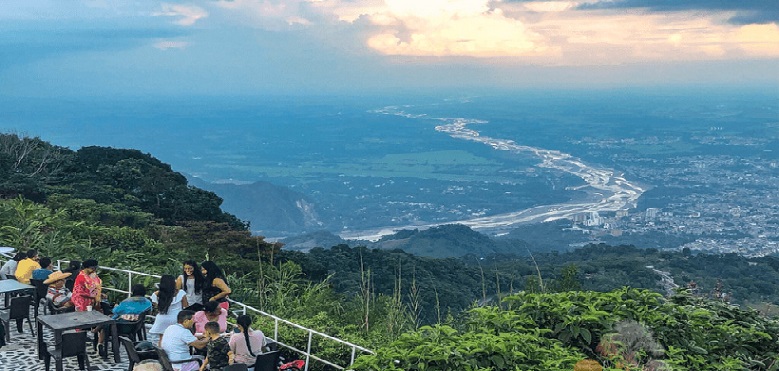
[188,176,323,235]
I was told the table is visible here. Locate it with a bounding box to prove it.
[36,311,121,364]
[0,279,33,308]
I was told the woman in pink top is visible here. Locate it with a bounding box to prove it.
[229,314,266,365]
[192,301,228,334]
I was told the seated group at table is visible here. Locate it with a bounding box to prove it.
[2,251,267,370]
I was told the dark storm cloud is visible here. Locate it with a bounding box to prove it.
[576,0,779,24]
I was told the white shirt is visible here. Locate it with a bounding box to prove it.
[0,260,17,279]
[160,324,197,362]
[177,274,203,306]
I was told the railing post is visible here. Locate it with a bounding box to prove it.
[128,272,133,298]
[274,318,279,342]
[351,346,357,365]
[305,330,313,371]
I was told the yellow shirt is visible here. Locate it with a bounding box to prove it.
[14,258,41,284]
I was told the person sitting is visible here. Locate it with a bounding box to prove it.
[193,301,228,334]
[0,252,24,280]
[200,321,232,371]
[15,249,40,284]
[160,310,208,371]
[150,275,188,345]
[44,271,74,309]
[229,314,265,367]
[113,284,152,321]
[32,257,54,281]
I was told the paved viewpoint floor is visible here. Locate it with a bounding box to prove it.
[1,309,132,371]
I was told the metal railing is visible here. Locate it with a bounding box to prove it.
[0,252,373,370]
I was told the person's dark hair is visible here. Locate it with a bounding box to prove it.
[26,249,38,259]
[82,259,98,269]
[237,315,257,357]
[131,284,147,297]
[39,257,52,269]
[182,260,203,294]
[66,260,81,272]
[203,300,219,314]
[13,252,25,262]
[204,321,220,334]
[177,310,195,323]
[200,261,226,288]
[157,275,177,315]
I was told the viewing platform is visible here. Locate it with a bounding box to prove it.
[0,253,373,371]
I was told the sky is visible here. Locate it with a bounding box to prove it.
[1,0,778,96]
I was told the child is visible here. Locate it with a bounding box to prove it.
[200,321,232,371]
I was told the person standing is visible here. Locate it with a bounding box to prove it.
[71,259,102,311]
[176,260,204,311]
[200,261,231,310]
[14,250,41,284]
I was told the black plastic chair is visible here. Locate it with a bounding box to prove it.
[224,364,250,371]
[46,297,75,315]
[116,309,150,341]
[156,347,202,371]
[253,351,281,371]
[0,295,34,342]
[43,331,90,371]
[119,336,158,371]
[30,278,49,317]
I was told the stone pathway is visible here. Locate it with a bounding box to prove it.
[1,305,131,371]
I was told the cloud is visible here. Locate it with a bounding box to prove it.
[153,3,208,26]
[330,0,553,57]
[578,0,779,24]
[153,40,190,50]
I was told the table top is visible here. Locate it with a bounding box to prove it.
[0,279,34,293]
[37,310,115,332]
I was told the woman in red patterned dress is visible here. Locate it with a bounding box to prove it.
[72,259,102,311]
[72,259,106,355]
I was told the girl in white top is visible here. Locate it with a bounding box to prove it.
[149,274,188,344]
[229,314,266,366]
[175,260,204,309]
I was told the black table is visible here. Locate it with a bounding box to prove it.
[0,279,33,308]
[36,311,121,364]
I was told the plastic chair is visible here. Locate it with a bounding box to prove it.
[46,297,75,315]
[0,295,34,342]
[253,351,281,371]
[116,309,150,341]
[29,279,49,317]
[224,364,250,371]
[156,347,202,371]
[119,336,158,371]
[43,331,90,371]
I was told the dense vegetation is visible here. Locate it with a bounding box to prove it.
[2,133,779,370]
[353,288,779,370]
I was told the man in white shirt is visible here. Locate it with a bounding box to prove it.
[160,310,208,370]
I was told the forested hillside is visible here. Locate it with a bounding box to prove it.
[1,133,778,370]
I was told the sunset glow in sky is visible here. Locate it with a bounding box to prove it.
[1,0,777,95]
